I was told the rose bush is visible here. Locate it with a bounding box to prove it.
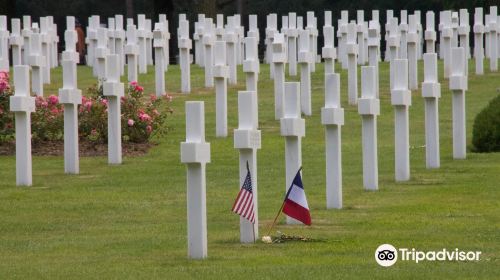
[0,78,172,145]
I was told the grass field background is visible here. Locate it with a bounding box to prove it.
[0,59,499,279]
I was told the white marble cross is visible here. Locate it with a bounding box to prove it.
[158,14,170,71]
[9,19,23,66]
[421,53,441,168]
[358,66,380,190]
[338,11,348,69]
[10,65,35,186]
[459,9,470,74]
[39,17,51,83]
[21,16,32,65]
[243,36,259,92]
[137,14,148,74]
[390,59,412,182]
[95,27,109,80]
[180,101,210,259]
[234,91,261,243]
[194,14,205,67]
[473,8,485,75]
[86,15,99,68]
[125,24,139,82]
[153,22,166,96]
[367,21,380,97]
[215,14,225,41]
[287,12,298,76]
[322,24,336,75]
[321,73,344,208]
[280,82,305,224]
[357,10,366,65]
[114,15,126,75]
[145,19,153,66]
[408,14,419,90]
[306,12,318,72]
[265,14,277,78]
[214,41,228,137]
[487,7,497,71]
[29,33,44,96]
[103,54,124,164]
[346,21,358,105]
[225,16,238,85]
[425,11,436,53]
[178,18,191,93]
[399,10,408,59]
[298,29,312,115]
[449,47,467,159]
[441,11,453,78]
[203,18,214,88]
[272,32,286,120]
[59,21,83,174]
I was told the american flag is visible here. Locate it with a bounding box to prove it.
[231,163,255,224]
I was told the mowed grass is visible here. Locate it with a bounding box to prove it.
[0,58,499,279]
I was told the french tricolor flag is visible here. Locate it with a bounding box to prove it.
[282,168,311,226]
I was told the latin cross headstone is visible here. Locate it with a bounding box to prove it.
[391,59,412,182]
[367,21,380,97]
[125,24,139,82]
[203,18,214,88]
[225,16,238,85]
[178,18,191,93]
[215,14,225,41]
[9,19,23,66]
[487,7,498,71]
[321,73,344,208]
[306,12,318,72]
[322,24,336,75]
[387,17,400,63]
[86,15,99,69]
[449,47,467,159]
[441,11,453,78]
[243,36,259,92]
[425,11,437,53]
[193,14,205,67]
[180,101,210,259]
[21,16,31,65]
[265,14,277,79]
[59,18,82,174]
[29,33,44,96]
[95,27,109,80]
[384,10,394,61]
[473,8,485,75]
[357,10,366,65]
[272,33,286,120]
[399,10,408,59]
[39,17,51,84]
[338,11,348,69]
[298,29,312,115]
[280,82,305,224]
[346,22,358,105]
[114,15,125,76]
[145,19,153,66]
[10,65,35,186]
[287,12,298,76]
[136,15,148,74]
[459,9,470,74]
[158,14,170,71]
[358,66,380,190]
[214,41,228,137]
[107,18,116,55]
[234,91,261,243]
[421,53,441,168]
[408,14,419,90]
[103,54,124,164]
[153,22,166,96]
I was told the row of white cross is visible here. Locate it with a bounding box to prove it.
[178,7,487,259]
[4,7,495,260]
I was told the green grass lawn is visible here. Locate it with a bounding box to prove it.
[0,59,499,279]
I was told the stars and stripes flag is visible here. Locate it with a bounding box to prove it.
[282,168,311,225]
[231,162,255,224]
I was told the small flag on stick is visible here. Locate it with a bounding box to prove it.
[282,168,311,225]
[231,162,255,224]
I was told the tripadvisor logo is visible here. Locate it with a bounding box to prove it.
[375,244,482,267]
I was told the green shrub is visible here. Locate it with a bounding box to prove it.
[472,94,500,153]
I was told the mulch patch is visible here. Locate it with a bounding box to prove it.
[0,140,156,157]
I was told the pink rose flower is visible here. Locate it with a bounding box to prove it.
[48,95,59,105]
[135,85,144,92]
[130,81,138,86]
[128,119,134,126]
[146,125,152,133]
[150,94,157,101]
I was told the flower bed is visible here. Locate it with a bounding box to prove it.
[0,72,173,156]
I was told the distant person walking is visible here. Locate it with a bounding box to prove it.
[75,19,86,64]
